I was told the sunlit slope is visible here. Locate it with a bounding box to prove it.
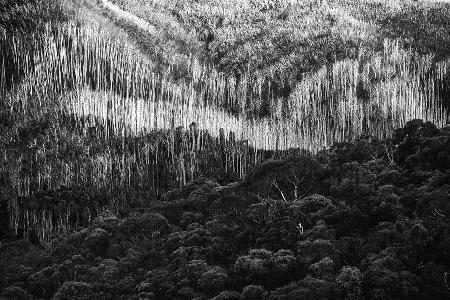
[2,23,449,152]
[1,0,449,199]
[106,0,450,77]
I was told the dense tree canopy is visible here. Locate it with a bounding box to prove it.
[1,120,450,299]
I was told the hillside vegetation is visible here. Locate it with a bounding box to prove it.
[1,119,450,299]
[1,1,450,299]
[106,0,450,75]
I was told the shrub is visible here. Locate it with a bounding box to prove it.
[139,269,175,299]
[362,253,404,297]
[181,212,204,228]
[297,195,332,215]
[268,277,342,300]
[212,290,241,300]
[28,266,58,298]
[198,266,229,296]
[242,284,266,300]
[241,156,321,200]
[84,228,110,257]
[302,220,336,241]
[309,257,335,280]
[1,286,30,299]
[271,250,298,284]
[335,266,362,300]
[53,281,94,300]
[297,239,335,264]
[234,249,273,287]
[118,213,169,236]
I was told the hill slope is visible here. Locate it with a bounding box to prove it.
[1,1,450,298]
[1,120,450,299]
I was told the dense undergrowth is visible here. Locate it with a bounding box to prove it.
[1,119,450,299]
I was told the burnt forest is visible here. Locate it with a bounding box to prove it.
[1,0,450,299]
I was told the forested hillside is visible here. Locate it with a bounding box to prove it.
[1,119,450,299]
[1,0,450,299]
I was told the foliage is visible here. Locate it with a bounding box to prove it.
[1,119,450,299]
[1,0,450,298]
[0,0,67,31]
[107,0,450,78]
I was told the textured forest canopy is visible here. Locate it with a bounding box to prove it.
[0,0,449,200]
[1,119,450,299]
[1,2,450,299]
[106,0,450,81]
